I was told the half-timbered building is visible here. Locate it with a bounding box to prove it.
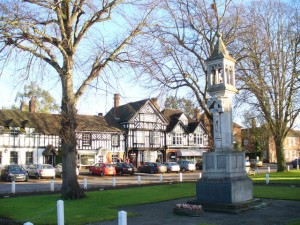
[0,105,124,169]
[105,94,168,167]
[162,108,210,162]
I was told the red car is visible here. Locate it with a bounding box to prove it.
[89,163,116,176]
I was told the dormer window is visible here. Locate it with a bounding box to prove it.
[10,127,20,136]
[82,133,91,146]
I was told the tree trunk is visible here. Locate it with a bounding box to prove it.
[60,75,85,199]
[274,136,286,172]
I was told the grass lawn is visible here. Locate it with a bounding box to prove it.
[0,170,299,225]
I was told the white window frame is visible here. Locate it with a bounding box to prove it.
[111,134,119,147]
[150,131,160,145]
[172,133,183,145]
[134,131,145,144]
[194,133,203,145]
[26,151,33,164]
[82,133,91,146]
[10,151,18,164]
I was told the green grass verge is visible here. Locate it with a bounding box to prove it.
[0,183,196,225]
[1,170,299,225]
[251,170,300,184]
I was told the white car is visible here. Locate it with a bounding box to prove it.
[27,164,55,179]
[55,163,79,177]
[245,160,250,167]
[177,160,196,172]
[164,162,180,173]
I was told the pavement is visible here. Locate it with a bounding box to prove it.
[91,197,300,225]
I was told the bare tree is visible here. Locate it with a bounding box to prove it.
[130,0,244,125]
[236,0,300,171]
[0,0,153,199]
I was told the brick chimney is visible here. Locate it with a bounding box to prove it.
[114,93,120,119]
[151,98,160,110]
[20,100,26,111]
[29,96,36,113]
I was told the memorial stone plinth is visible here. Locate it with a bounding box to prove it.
[192,33,254,212]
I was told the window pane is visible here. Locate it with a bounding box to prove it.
[26,152,33,164]
[10,151,18,164]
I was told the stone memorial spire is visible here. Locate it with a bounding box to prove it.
[193,32,256,211]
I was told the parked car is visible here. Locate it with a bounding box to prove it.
[245,160,250,167]
[163,162,180,173]
[26,164,56,179]
[137,162,167,174]
[250,159,263,167]
[195,160,203,170]
[89,163,116,176]
[115,162,134,175]
[55,163,79,178]
[177,160,196,172]
[291,158,300,168]
[1,164,28,182]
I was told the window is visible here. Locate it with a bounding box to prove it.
[10,128,20,136]
[150,131,160,145]
[112,154,118,164]
[194,134,203,145]
[172,133,183,145]
[26,152,33,164]
[82,133,91,146]
[134,131,145,144]
[10,151,18,164]
[80,155,95,165]
[98,155,104,163]
[112,134,119,147]
[140,113,156,122]
[0,151,2,164]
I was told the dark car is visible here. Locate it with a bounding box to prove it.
[1,165,28,182]
[291,158,300,168]
[115,162,134,175]
[137,162,167,174]
[195,160,203,170]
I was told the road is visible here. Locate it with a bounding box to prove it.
[0,164,279,195]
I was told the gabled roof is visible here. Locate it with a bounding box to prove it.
[0,110,122,135]
[161,108,206,133]
[105,98,168,126]
[105,99,148,124]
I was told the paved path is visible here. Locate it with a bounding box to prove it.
[91,197,300,225]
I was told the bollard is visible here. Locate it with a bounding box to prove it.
[112,177,116,187]
[118,210,127,225]
[297,164,299,170]
[266,174,270,185]
[160,174,163,182]
[137,175,141,185]
[199,172,202,179]
[50,179,55,192]
[268,166,270,173]
[57,200,64,225]
[179,172,182,182]
[11,181,15,194]
[83,178,87,189]
[24,222,34,225]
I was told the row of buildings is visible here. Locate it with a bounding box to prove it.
[0,95,210,169]
[0,93,299,169]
